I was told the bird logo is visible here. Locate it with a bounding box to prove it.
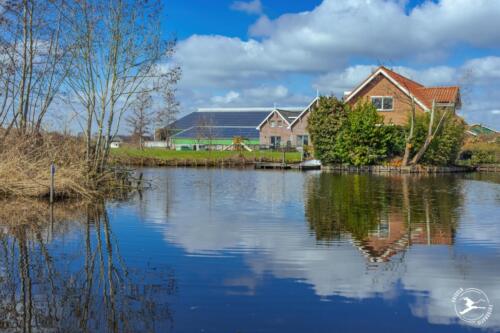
[452,288,493,326]
[459,297,486,315]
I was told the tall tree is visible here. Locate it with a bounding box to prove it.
[126,91,152,149]
[0,0,72,140]
[64,0,180,175]
[156,86,180,146]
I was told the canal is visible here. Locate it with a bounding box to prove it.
[0,169,499,332]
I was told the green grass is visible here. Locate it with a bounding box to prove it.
[111,147,302,164]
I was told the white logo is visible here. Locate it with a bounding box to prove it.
[452,288,493,326]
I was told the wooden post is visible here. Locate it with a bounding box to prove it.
[50,162,55,203]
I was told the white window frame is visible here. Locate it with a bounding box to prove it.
[371,96,393,112]
[270,120,276,128]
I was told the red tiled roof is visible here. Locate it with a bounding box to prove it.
[380,67,460,109]
[419,87,460,105]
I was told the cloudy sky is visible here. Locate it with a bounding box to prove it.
[163,0,500,129]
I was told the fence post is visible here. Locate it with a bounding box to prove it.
[50,162,55,203]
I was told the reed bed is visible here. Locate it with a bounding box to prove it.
[0,134,91,199]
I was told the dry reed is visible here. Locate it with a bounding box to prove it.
[0,133,98,199]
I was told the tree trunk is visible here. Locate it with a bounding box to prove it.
[401,98,416,166]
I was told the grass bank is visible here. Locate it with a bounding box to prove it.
[110,147,302,167]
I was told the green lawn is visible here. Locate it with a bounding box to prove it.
[111,147,302,164]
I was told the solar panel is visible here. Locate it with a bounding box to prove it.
[170,111,270,130]
[173,127,260,140]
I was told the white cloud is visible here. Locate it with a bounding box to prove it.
[174,0,500,128]
[203,85,309,109]
[491,110,500,115]
[463,56,500,83]
[230,0,263,15]
[211,91,240,104]
[175,0,500,88]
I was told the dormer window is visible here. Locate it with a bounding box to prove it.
[371,96,393,111]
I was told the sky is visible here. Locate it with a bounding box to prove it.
[161,0,500,129]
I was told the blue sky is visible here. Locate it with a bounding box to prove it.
[163,0,500,128]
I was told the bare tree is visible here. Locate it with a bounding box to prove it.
[195,115,216,150]
[126,91,152,149]
[63,0,180,174]
[0,0,72,141]
[156,86,180,146]
[409,101,452,165]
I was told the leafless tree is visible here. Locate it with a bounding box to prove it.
[0,0,72,141]
[195,114,216,150]
[156,86,181,146]
[63,0,180,174]
[126,91,153,149]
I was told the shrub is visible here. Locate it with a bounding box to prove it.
[307,96,348,164]
[470,150,496,165]
[339,102,405,166]
[308,98,405,166]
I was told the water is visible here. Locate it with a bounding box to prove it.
[1,169,499,332]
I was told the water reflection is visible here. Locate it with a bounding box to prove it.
[1,170,499,332]
[306,174,461,261]
[0,200,176,332]
[132,169,499,331]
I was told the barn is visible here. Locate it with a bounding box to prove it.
[162,107,303,150]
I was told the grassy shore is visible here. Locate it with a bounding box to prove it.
[110,147,302,167]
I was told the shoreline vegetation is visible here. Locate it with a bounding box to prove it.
[0,133,141,200]
[0,133,497,201]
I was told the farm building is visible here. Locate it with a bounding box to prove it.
[161,107,304,150]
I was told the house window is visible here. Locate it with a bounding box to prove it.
[270,136,281,148]
[277,120,283,127]
[296,135,309,147]
[270,120,276,128]
[371,96,393,111]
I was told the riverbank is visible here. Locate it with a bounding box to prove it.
[322,164,476,173]
[110,147,302,167]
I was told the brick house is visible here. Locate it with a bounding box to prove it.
[257,98,318,147]
[344,66,461,125]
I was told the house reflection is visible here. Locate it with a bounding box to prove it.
[305,173,460,262]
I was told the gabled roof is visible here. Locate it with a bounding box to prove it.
[345,66,461,111]
[287,97,319,129]
[256,108,304,129]
[276,109,302,124]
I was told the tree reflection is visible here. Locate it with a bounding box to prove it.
[0,200,176,332]
[305,173,462,261]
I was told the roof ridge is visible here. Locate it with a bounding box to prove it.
[380,66,424,88]
[419,86,459,89]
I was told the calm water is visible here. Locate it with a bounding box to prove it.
[1,169,500,332]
